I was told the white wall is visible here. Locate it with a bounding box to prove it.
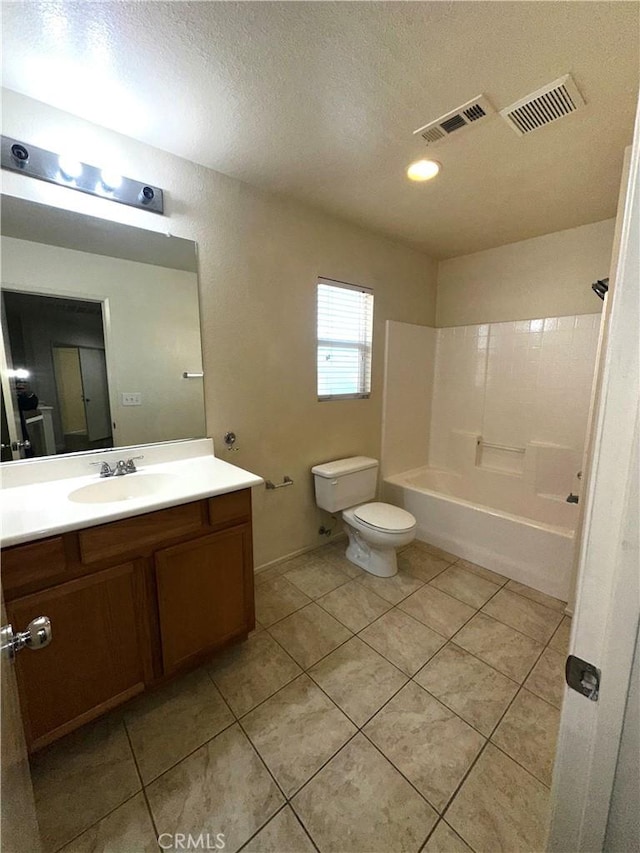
[2,90,438,567]
[381,321,436,477]
[2,236,205,448]
[437,219,615,328]
[428,314,601,493]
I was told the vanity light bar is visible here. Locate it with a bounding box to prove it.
[0,136,164,215]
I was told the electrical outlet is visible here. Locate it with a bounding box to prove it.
[121,392,142,406]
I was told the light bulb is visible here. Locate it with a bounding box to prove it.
[58,155,83,180]
[100,169,122,190]
[406,159,441,182]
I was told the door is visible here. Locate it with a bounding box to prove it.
[7,563,146,751]
[155,526,254,675]
[52,345,112,443]
[547,97,640,850]
[1,582,42,852]
[78,347,111,441]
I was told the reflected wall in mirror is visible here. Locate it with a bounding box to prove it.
[1,196,206,462]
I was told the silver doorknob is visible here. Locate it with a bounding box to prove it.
[1,616,52,661]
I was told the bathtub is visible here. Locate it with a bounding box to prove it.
[383,466,578,601]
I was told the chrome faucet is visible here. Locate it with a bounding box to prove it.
[90,456,143,478]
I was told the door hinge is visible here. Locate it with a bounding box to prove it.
[566,654,600,701]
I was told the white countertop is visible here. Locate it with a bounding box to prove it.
[1,451,263,547]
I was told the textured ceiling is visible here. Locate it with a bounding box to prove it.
[2,1,639,258]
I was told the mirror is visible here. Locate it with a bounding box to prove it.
[1,196,206,462]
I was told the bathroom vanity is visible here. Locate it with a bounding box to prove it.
[0,443,262,753]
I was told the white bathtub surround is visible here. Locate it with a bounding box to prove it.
[384,467,576,600]
[380,313,601,600]
[381,322,436,477]
[0,438,263,546]
[429,314,601,473]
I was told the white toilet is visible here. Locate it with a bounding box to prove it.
[312,456,416,577]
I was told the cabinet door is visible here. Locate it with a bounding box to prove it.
[7,563,146,751]
[155,525,254,675]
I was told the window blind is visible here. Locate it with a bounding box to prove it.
[317,278,374,400]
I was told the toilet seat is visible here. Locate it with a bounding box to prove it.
[352,502,416,533]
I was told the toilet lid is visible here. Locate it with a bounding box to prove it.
[353,502,416,532]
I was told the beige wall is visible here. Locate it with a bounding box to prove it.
[2,90,437,567]
[381,321,436,478]
[2,237,205,449]
[436,219,615,328]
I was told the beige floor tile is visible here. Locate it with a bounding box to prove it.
[242,674,356,796]
[255,576,311,627]
[482,588,563,643]
[31,716,140,851]
[491,689,560,786]
[291,734,437,852]
[365,682,484,812]
[317,578,391,632]
[147,724,284,853]
[359,608,445,675]
[445,743,549,853]
[423,820,473,853]
[454,559,508,586]
[209,631,301,717]
[505,579,567,612]
[354,567,424,604]
[415,643,519,735]
[525,646,567,709]
[268,603,352,669]
[241,806,315,853]
[398,545,451,583]
[254,562,289,587]
[309,637,408,726]
[453,613,544,683]
[399,585,476,638]
[58,793,157,853]
[549,615,572,654]
[415,540,460,563]
[318,542,363,578]
[430,564,500,608]
[125,668,234,783]
[284,558,350,599]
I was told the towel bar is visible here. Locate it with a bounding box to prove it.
[265,476,294,490]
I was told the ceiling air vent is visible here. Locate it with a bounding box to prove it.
[413,95,495,147]
[500,74,586,136]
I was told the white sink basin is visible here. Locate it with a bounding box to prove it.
[68,473,179,504]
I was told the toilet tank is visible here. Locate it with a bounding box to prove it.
[312,456,378,512]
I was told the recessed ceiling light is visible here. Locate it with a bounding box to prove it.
[406,159,441,182]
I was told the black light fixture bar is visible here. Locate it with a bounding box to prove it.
[1,136,164,215]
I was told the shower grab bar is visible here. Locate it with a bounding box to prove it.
[477,439,526,454]
[265,476,294,490]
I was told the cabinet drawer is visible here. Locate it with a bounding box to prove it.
[79,502,204,564]
[1,537,67,597]
[208,489,251,527]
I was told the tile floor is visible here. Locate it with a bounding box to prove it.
[30,539,571,853]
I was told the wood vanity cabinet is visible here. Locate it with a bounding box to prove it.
[1,489,254,752]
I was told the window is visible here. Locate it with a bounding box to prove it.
[316,278,374,400]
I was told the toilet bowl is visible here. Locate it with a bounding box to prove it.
[311,456,417,577]
[342,502,416,577]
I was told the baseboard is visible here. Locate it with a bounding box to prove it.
[254,533,347,575]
